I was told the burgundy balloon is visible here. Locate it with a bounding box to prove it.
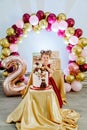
[0,61,2,68]
[79,63,87,72]
[36,10,45,20]
[68,61,75,64]
[0,61,4,70]
[10,52,20,56]
[66,18,75,27]
[19,76,25,82]
[7,35,18,43]
[74,28,83,37]
[16,28,23,37]
[66,44,74,53]
[7,66,16,73]
[64,75,66,82]
[23,13,30,23]
[12,24,18,31]
[47,13,56,24]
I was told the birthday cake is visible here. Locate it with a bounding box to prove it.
[32,62,48,88]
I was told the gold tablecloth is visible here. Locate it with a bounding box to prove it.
[7,88,80,130]
[22,69,66,104]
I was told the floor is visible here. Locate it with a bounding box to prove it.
[0,82,87,130]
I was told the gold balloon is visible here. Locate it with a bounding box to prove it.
[2,48,11,57]
[6,27,15,36]
[45,12,50,19]
[76,72,85,81]
[23,29,28,37]
[3,71,8,77]
[39,19,48,29]
[57,13,66,21]
[0,39,3,45]
[78,38,87,47]
[72,45,82,55]
[33,25,41,33]
[65,74,75,83]
[63,36,70,44]
[0,38,10,47]
[65,27,75,37]
[77,42,84,48]
[76,56,85,65]
[23,23,32,32]
[18,37,23,43]
[0,54,6,60]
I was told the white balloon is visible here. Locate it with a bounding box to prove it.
[29,15,39,26]
[51,21,59,32]
[71,80,82,92]
[64,82,71,92]
[58,20,68,30]
[69,36,78,45]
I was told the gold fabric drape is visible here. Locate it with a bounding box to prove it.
[22,69,66,104]
[7,88,79,130]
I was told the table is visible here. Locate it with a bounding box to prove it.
[7,87,79,130]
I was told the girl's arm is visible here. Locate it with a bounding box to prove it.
[45,65,54,76]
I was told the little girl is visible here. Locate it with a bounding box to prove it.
[40,50,63,108]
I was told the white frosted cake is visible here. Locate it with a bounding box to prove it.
[32,62,48,88]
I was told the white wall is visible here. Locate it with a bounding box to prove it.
[0,0,87,72]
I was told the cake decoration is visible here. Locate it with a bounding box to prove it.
[33,62,48,88]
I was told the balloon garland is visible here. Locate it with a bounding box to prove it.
[0,10,87,92]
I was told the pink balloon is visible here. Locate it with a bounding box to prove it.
[81,48,87,57]
[29,15,39,25]
[46,23,51,32]
[57,30,65,37]
[68,62,79,75]
[64,83,71,92]
[68,63,79,71]
[10,44,18,52]
[51,21,59,32]
[66,44,74,53]
[58,20,68,30]
[47,13,56,24]
[71,80,82,91]
[16,20,24,28]
[69,36,78,45]
[69,53,77,61]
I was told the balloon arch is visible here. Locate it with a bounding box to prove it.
[0,10,87,92]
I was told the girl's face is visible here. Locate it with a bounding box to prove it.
[41,54,50,65]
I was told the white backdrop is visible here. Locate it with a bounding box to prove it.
[0,0,87,72]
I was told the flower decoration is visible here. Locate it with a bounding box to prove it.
[0,10,87,92]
